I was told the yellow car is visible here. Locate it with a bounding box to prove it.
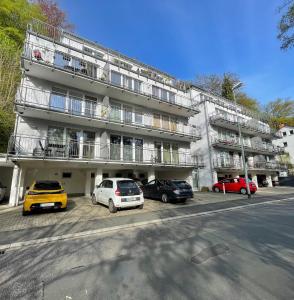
[23,180,67,215]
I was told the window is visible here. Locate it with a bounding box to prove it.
[69,91,82,115]
[83,131,95,158]
[283,131,287,136]
[161,89,168,101]
[152,86,160,98]
[123,75,132,90]
[135,138,143,162]
[62,172,72,178]
[84,95,97,118]
[284,142,288,147]
[290,130,294,135]
[134,79,141,92]
[110,135,121,160]
[48,126,64,143]
[169,92,175,104]
[111,71,121,86]
[50,87,66,111]
[124,106,133,124]
[104,180,113,188]
[135,111,143,124]
[123,136,133,161]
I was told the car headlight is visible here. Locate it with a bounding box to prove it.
[174,189,180,195]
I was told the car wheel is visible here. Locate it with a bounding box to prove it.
[22,209,29,216]
[161,193,168,203]
[109,200,117,213]
[91,194,97,205]
[138,204,144,209]
[240,188,247,195]
[214,187,220,193]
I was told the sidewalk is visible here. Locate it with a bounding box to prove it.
[0,188,293,246]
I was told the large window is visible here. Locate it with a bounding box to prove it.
[110,135,121,160]
[124,106,133,124]
[47,126,65,157]
[134,79,141,92]
[109,102,121,122]
[50,87,66,112]
[135,138,143,162]
[111,71,122,86]
[84,95,97,118]
[69,91,82,115]
[135,111,143,125]
[123,136,133,161]
[83,131,95,158]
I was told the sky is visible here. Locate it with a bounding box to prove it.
[56,0,293,106]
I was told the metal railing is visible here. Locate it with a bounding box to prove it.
[213,157,286,171]
[22,41,198,111]
[209,113,281,138]
[28,19,191,92]
[17,86,201,139]
[8,135,203,167]
[211,136,284,154]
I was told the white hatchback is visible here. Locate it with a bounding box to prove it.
[91,178,144,213]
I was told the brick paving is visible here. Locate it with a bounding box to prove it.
[0,187,293,233]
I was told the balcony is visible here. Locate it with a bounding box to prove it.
[211,137,284,155]
[213,159,242,171]
[209,113,281,139]
[248,161,287,171]
[16,86,201,142]
[22,41,199,117]
[8,135,203,168]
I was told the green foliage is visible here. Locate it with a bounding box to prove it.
[264,98,294,128]
[235,92,260,112]
[221,75,234,101]
[0,0,45,47]
[278,0,294,50]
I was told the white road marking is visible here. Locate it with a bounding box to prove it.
[0,197,293,252]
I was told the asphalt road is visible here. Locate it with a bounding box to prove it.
[0,199,293,300]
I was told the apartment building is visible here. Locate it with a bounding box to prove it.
[274,125,294,175]
[8,20,204,206]
[192,93,286,188]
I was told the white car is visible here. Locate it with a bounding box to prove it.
[92,178,144,213]
[0,182,6,202]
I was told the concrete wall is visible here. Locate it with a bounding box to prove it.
[0,166,13,197]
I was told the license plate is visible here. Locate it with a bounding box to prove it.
[40,203,55,207]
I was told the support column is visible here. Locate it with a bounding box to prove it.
[251,174,258,190]
[147,168,155,182]
[85,170,92,196]
[18,167,26,203]
[266,174,273,187]
[95,168,103,187]
[212,170,218,184]
[9,165,20,207]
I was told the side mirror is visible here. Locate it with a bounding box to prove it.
[96,185,100,188]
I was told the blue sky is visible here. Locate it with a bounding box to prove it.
[57,0,293,106]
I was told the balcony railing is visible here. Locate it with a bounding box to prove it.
[8,135,203,167]
[17,86,201,139]
[22,41,198,111]
[248,161,287,171]
[213,159,242,170]
[28,19,191,92]
[209,113,281,138]
[211,137,284,154]
[213,157,286,171]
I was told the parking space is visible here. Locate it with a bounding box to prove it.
[0,187,293,233]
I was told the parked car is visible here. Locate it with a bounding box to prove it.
[141,179,193,203]
[92,178,144,213]
[23,180,67,215]
[0,182,6,202]
[213,178,257,194]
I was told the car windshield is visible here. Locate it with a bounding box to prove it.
[117,180,138,189]
[171,180,189,187]
[34,181,62,190]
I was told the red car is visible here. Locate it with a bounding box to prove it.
[213,178,257,194]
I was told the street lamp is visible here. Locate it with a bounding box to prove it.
[232,82,251,199]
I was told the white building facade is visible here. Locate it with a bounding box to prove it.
[190,92,286,189]
[8,20,204,206]
[7,19,285,206]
